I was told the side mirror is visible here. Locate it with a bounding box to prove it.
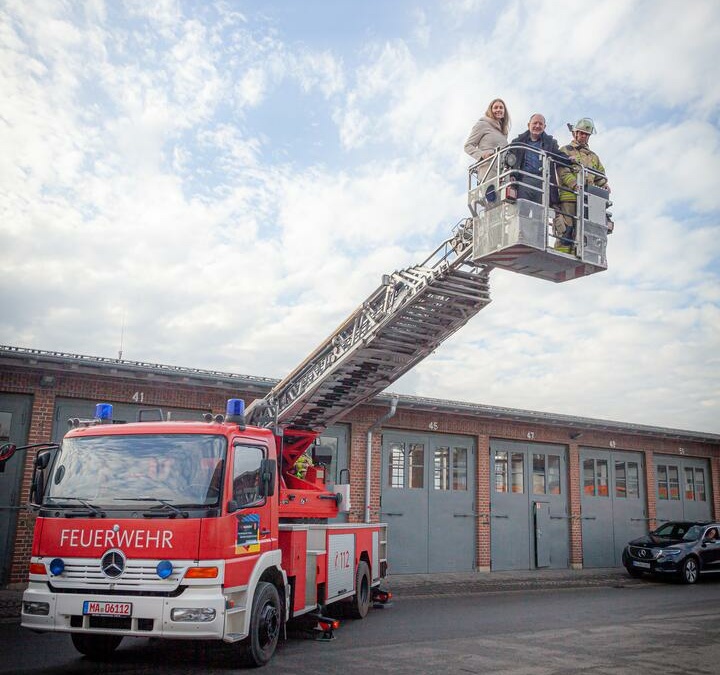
[259,459,276,497]
[35,450,51,470]
[226,499,239,514]
[30,450,52,504]
[0,443,17,472]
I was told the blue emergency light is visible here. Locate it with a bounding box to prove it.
[95,403,113,422]
[156,560,174,579]
[49,558,65,576]
[225,399,246,426]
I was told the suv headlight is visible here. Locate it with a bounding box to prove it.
[658,548,682,558]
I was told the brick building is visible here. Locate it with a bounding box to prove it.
[1,345,719,586]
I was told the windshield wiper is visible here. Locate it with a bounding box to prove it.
[115,497,189,519]
[44,497,106,518]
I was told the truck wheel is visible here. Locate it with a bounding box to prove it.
[680,557,699,584]
[347,561,371,619]
[71,633,123,659]
[243,581,281,667]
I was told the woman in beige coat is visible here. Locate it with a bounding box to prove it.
[464,98,511,161]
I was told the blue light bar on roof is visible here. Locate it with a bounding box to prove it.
[95,403,113,422]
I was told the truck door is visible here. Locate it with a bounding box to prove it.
[225,441,276,585]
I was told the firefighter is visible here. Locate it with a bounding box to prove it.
[555,118,609,253]
[292,451,313,480]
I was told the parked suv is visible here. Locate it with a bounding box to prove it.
[622,521,720,584]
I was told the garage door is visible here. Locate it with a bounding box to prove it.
[654,455,712,523]
[381,431,476,573]
[490,440,569,571]
[580,448,647,567]
[0,393,32,585]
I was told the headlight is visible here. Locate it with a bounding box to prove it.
[23,601,50,616]
[658,548,682,557]
[171,607,216,622]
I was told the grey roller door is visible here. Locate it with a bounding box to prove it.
[490,440,569,571]
[0,394,32,585]
[655,455,712,523]
[381,432,429,573]
[580,448,646,567]
[381,431,476,574]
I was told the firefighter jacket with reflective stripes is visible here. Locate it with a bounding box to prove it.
[557,140,608,202]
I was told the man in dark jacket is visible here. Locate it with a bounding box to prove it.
[509,114,565,204]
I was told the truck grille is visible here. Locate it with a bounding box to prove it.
[49,557,187,591]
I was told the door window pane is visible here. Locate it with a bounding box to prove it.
[627,462,640,499]
[668,466,680,500]
[657,465,668,500]
[408,444,424,489]
[232,444,263,507]
[452,447,468,491]
[495,451,508,493]
[434,447,450,491]
[533,454,546,494]
[684,467,695,500]
[547,455,561,495]
[695,468,706,502]
[597,460,609,497]
[583,459,595,495]
[615,461,626,498]
[389,442,405,488]
[511,453,524,494]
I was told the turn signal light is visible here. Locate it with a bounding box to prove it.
[185,567,219,579]
[29,562,46,575]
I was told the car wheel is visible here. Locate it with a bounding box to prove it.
[680,557,699,584]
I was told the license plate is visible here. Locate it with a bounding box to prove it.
[83,601,132,616]
[633,561,651,569]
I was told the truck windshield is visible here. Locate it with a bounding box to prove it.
[45,434,226,507]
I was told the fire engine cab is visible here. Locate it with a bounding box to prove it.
[0,154,612,666]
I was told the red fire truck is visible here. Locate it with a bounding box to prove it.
[0,148,611,665]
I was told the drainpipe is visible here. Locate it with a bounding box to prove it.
[365,395,399,523]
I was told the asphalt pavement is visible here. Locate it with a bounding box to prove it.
[0,567,633,622]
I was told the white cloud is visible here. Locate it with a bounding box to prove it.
[1,0,719,434]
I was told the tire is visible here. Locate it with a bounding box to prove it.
[680,557,700,584]
[71,633,123,659]
[347,561,371,619]
[243,581,281,667]
[626,567,644,579]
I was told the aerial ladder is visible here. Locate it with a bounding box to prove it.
[246,144,612,507]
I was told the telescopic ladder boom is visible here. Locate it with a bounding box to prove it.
[245,223,488,432]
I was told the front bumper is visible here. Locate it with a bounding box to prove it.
[21,582,227,640]
[622,550,683,575]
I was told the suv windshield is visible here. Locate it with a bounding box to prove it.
[45,434,226,506]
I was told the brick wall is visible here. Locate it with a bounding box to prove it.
[2,362,719,584]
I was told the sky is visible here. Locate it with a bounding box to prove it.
[1,0,719,434]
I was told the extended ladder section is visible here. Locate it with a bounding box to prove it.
[246,233,491,432]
